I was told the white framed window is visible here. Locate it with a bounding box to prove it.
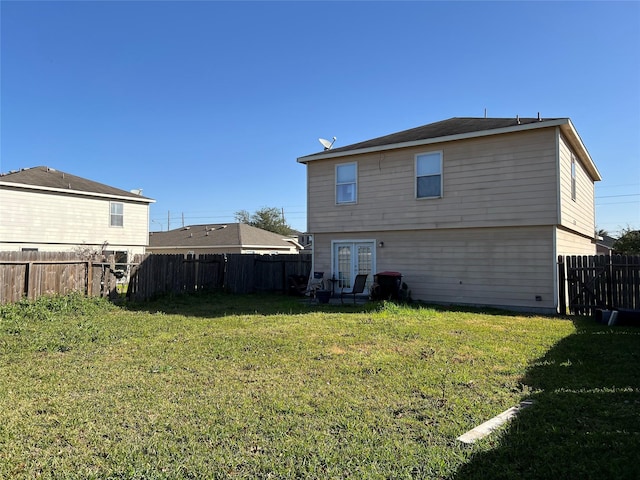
[571,153,577,202]
[415,151,442,199]
[110,202,124,227]
[336,162,357,204]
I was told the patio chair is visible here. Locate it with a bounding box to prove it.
[305,272,325,302]
[340,274,368,304]
[287,274,308,296]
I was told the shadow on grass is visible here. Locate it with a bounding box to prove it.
[454,316,640,480]
[119,291,540,320]
[120,291,387,318]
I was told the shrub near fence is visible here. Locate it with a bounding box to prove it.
[127,253,312,301]
[0,251,124,304]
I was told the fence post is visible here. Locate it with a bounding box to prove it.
[24,262,31,299]
[86,260,92,297]
[558,255,566,315]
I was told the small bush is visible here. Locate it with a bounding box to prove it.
[0,292,114,323]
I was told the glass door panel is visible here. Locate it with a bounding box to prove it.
[333,241,374,290]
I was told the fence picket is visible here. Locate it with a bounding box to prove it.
[0,251,127,304]
[124,253,311,301]
[560,254,640,315]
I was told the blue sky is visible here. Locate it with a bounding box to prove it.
[2,1,639,235]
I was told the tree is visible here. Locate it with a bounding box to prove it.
[612,228,640,255]
[234,207,294,235]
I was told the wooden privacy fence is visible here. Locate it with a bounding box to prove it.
[126,253,312,301]
[558,255,640,316]
[0,251,129,305]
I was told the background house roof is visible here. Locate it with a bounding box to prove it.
[596,234,617,251]
[0,166,154,201]
[148,223,300,250]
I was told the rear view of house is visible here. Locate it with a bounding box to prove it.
[0,166,155,259]
[298,117,601,313]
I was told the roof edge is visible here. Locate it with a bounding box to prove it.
[297,118,571,163]
[559,120,601,181]
[0,181,156,203]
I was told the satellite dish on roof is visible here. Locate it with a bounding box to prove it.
[319,136,336,150]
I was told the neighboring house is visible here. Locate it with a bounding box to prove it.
[0,166,155,260]
[294,230,313,253]
[297,117,602,313]
[147,223,303,255]
[596,234,617,255]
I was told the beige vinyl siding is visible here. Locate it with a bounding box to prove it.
[555,226,596,256]
[313,226,556,313]
[558,134,596,237]
[0,188,149,254]
[308,129,559,233]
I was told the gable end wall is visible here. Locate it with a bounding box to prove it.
[558,133,596,238]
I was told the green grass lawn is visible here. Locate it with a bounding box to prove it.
[0,293,638,479]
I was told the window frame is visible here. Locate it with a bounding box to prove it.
[331,239,375,290]
[335,162,357,205]
[110,201,124,227]
[415,150,443,199]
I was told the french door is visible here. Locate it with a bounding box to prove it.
[332,241,375,290]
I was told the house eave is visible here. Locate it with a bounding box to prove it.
[0,181,156,203]
[558,120,601,181]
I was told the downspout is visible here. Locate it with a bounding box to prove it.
[310,234,315,279]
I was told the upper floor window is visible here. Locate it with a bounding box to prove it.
[110,202,124,227]
[416,151,442,198]
[336,162,357,204]
[571,153,577,201]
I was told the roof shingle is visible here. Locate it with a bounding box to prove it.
[148,223,297,249]
[0,166,153,200]
[300,117,563,158]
